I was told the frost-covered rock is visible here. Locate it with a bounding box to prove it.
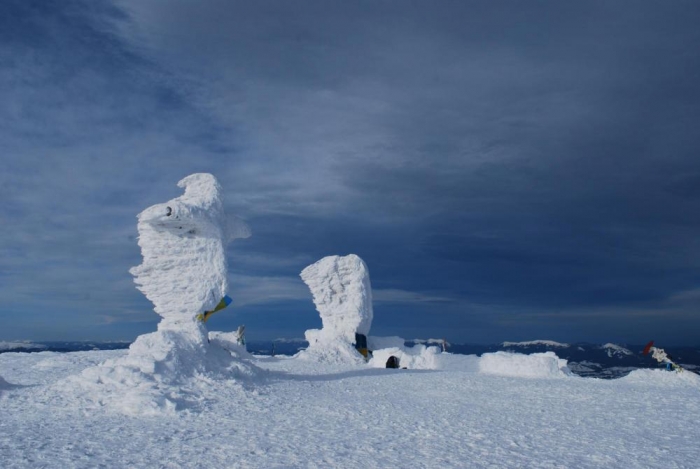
[478,351,572,378]
[62,173,255,414]
[298,254,373,363]
[366,336,446,370]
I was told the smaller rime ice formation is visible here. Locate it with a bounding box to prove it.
[66,173,253,415]
[299,254,373,363]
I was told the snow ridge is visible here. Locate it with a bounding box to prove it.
[502,340,570,348]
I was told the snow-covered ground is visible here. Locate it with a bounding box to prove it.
[2,349,698,469]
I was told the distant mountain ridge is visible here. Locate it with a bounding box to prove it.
[3,339,698,379]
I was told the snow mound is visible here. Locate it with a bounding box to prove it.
[368,344,442,370]
[129,173,230,326]
[209,331,251,357]
[298,254,373,363]
[57,326,260,416]
[620,368,700,387]
[502,340,570,348]
[62,174,256,414]
[296,334,367,365]
[479,351,572,378]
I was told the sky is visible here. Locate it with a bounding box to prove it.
[2,1,700,345]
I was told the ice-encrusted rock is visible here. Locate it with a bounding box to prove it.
[299,254,373,362]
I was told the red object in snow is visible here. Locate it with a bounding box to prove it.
[643,340,654,355]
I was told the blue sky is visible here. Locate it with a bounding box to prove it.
[2,0,700,345]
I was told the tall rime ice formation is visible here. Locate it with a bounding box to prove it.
[66,173,253,415]
[130,173,230,330]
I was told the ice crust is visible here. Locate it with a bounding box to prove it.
[63,173,255,414]
[299,254,373,363]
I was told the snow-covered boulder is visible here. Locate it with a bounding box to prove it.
[478,351,572,378]
[298,254,373,363]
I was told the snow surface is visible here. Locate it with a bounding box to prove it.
[2,349,699,468]
[0,341,47,351]
[299,254,373,362]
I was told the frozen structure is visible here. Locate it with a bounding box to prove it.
[367,338,443,370]
[130,173,238,330]
[299,254,373,363]
[63,173,254,415]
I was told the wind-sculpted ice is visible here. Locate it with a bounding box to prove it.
[62,173,255,415]
[299,254,373,362]
[130,173,248,327]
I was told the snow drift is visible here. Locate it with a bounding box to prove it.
[478,351,572,378]
[60,173,255,414]
[298,254,373,363]
[0,374,11,390]
[368,344,443,370]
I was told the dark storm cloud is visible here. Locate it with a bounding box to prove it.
[2,0,700,343]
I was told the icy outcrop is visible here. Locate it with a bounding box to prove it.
[298,254,373,363]
[62,173,255,414]
[478,351,572,378]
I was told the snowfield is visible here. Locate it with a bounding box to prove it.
[5,173,696,468]
[1,349,699,469]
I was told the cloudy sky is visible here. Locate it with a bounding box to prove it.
[2,1,700,345]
